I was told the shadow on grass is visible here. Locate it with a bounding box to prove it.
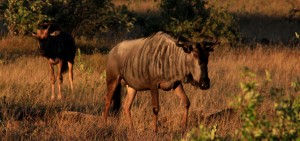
[232,13,300,46]
[0,98,103,121]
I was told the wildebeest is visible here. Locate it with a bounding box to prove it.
[103,31,218,133]
[32,23,76,100]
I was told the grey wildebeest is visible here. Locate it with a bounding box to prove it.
[103,31,218,133]
[32,23,76,100]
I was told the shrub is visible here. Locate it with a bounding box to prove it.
[3,0,135,37]
[184,124,224,141]
[49,0,135,37]
[4,0,52,35]
[159,0,239,44]
[235,68,300,140]
[185,68,300,140]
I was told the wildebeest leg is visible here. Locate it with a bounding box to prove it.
[68,62,74,93]
[103,76,120,123]
[174,83,190,134]
[150,85,159,133]
[57,60,63,100]
[49,63,55,101]
[123,85,137,129]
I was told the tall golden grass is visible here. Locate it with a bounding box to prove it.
[0,37,299,140]
[0,0,299,140]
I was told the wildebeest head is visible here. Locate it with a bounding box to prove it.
[31,24,51,55]
[177,38,219,90]
[32,24,50,40]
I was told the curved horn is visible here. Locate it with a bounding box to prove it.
[204,37,220,52]
[46,25,50,30]
[214,37,220,45]
[214,37,219,44]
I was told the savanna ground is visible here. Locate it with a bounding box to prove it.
[0,0,300,140]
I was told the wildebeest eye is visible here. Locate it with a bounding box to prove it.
[183,45,193,53]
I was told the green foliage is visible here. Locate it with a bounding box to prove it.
[160,0,239,43]
[160,0,207,22]
[186,68,300,140]
[49,0,135,37]
[3,0,135,37]
[291,78,300,92]
[3,0,238,40]
[185,124,224,141]
[4,0,52,35]
[235,68,300,140]
[76,48,92,74]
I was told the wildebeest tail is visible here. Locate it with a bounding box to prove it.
[61,60,68,73]
[111,83,122,116]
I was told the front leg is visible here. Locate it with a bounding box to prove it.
[173,83,190,134]
[57,60,63,100]
[150,85,159,133]
[49,63,55,101]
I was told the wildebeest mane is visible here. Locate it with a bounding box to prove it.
[148,32,196,83]
[143,31,177,50]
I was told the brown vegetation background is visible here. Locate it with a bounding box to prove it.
[0,0,299,140]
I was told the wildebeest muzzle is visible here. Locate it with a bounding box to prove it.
[191,77,210,90]
[199,77,210,90]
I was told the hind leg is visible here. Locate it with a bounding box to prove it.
[49,63,55,101]
[174,83,190,134]
[103,76,120,123]
[57,60,63,100]
[68,61,74,93]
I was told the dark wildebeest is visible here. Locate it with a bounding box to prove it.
[103,32,218,133]
[32,23,76,100]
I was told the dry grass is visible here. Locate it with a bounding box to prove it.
[0,36,299,140]
[0,0,299,140]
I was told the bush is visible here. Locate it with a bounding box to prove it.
[235,68,300,140]
[49,0,135,37]
[186,68,300,140]
[185,124,224,141]
[159,0,239,44]
[4,0,52,35]
[3,0,135,37]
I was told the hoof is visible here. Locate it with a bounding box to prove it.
[51,96,55,101]
[57,95,62,100]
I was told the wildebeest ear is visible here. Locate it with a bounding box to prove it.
[205,44,215,52]
[176,41,193,53]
